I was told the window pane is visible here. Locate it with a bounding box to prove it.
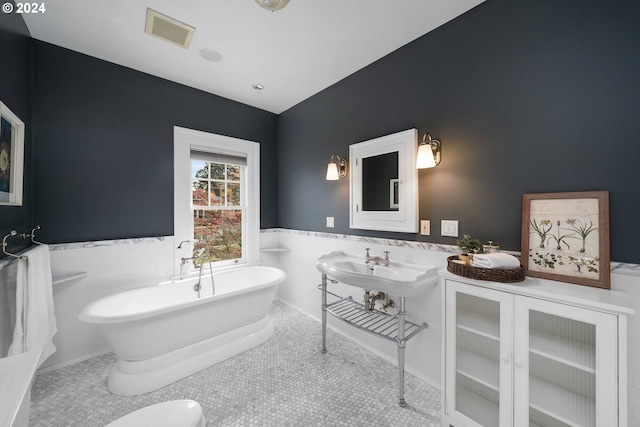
[227,165,241,181]
[210,182,225,206]
[192,181,208,206]
[227,183,241,206]
[210,162,225,180]
[193,210,242,262]
[192,160,208,179]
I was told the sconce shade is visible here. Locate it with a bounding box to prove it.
[416,133,441,169]
[326,163,340,180]
[326,154,348,180]
[416,144,437,168]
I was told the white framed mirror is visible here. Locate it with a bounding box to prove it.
[349,128,418,232]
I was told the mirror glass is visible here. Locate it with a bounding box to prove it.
[349,129,418,233]
[362,152,399,211]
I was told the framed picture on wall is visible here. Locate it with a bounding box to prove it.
[521,191,610,289]
[0,101,25,206]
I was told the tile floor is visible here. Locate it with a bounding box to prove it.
[30,300,441,426]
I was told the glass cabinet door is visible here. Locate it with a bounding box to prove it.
[514,297,618,427]
[445,281,514,427]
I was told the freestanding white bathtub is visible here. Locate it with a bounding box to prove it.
[79,265,286,396]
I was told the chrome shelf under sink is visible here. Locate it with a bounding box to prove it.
[325,296,426,343]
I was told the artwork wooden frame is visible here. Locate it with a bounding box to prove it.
[521,191,610,289]
[0,101,25,206]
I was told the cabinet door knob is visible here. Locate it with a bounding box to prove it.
[515,357,525,367]
[502,353,510,362]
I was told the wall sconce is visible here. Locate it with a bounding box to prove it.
[416,133,441,169]
[326,155,348,180]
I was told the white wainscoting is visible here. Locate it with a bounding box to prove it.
[42,229,640,425]
[42,237,175,370]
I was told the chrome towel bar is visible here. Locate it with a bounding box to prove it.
[2,226,44,259]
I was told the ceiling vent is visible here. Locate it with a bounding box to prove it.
[145,8,195,49]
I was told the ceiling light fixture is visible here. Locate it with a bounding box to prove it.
[252,84,264,90]
[255,0,290,12]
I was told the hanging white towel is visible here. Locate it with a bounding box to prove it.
[7,245,57,367]
[471,252,521,269]
[0,261,18,357]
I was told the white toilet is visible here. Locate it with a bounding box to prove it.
[105,400,206,427]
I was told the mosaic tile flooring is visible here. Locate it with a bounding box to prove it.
[30,301,441,426]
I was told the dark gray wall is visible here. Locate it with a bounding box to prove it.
[3,0,640,263]
[277,0,640,263]
[31,41,279,243]
[0,3,32,258]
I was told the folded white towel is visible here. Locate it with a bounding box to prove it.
[8,245,57,367]
[472,253,521,269]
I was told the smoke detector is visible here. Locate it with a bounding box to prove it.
[145,8,195,49]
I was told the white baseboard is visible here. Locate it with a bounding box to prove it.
[37,349,111,374]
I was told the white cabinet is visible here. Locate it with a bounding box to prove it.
[441,273,633,427]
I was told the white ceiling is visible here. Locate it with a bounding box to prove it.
[22,0,484,114]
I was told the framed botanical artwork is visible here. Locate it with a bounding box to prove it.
[0,101,25,206]
[521,191,610,289]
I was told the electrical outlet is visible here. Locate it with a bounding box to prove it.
[441,220,459,237]
[326,217,334,228]
[420,220,430,236]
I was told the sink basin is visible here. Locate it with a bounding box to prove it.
[316,250,438,297]
[332,261,399,279]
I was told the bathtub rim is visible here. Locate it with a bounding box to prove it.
[79,265,286,325]
[166,260,262,283]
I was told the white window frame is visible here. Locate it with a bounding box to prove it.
[174,126,260,277]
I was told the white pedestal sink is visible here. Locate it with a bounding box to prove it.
[315,250,437,407]
[315,250,438,296]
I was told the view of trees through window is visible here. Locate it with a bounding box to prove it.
[192,160,243,264]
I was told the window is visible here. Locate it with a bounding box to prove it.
[174,127,259,275]
[191,154,244,263]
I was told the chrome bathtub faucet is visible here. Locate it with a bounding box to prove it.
[194,247,215,298]
[177,239,199,279]
[177,239,198,249]
[176,240,215,296]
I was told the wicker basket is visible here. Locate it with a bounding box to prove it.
[446,255,525,283]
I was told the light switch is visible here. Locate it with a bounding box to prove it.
[441,220,459,237]
[326,217,334,228]
[420,220,430,236]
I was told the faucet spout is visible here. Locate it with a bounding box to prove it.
[177,239,198,249]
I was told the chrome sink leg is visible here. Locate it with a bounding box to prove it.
[397,296,407,407]
[321,273,328,353]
